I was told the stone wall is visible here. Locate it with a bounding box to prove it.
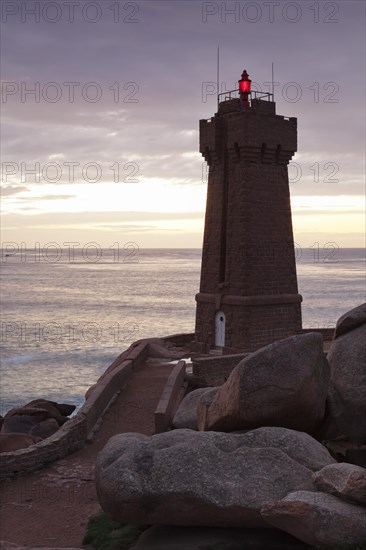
[193,353,250,386]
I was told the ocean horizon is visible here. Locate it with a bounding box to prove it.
[1,246,365,415]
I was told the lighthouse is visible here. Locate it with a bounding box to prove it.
[194,70,302,353]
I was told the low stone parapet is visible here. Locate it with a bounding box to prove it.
[0,414,87,480]
[79,360,133,440]
[192,353,249,386]
[154,361,187,433]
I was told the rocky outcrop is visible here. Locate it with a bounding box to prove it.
[95,428,335,528]
[197,333,330,433]
[261,490,366,547]
[327,323,366,443]
[172,388,219,430]
[5,406,68,426]
[313,462,366,504]
[93,315,366,548]
[334,302,366,338]
[0,400,75,453]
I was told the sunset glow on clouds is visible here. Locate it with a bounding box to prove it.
[1,1,365,248]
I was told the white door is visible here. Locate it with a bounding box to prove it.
[215,311,226,347]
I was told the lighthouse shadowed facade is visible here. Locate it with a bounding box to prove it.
[194,71,303,354]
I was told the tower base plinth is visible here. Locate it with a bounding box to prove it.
[195,292,302,353]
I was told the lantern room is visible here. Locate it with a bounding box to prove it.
[238,69,252,109]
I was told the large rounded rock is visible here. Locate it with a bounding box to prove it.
[198,333,330,433]
[1,414,39,434]
[313,462,366,505]
[5,406,68,426]
[172,388,219,430]
[327,323,366,443]
[26,399,76,417]
[29,418,60,439]
[261,490,366,547]
[95,428,335,528]
[334,302,366,338]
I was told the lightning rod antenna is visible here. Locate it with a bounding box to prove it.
[217,45,220,108]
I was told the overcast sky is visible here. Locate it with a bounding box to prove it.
[1,0,365,249]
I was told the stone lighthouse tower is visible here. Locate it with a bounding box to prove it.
[194,70,302,354]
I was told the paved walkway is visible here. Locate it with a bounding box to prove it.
[0,361,175,548]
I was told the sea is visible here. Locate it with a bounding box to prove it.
[0,247,365,416]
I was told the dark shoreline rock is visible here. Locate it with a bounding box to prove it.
[0,399,75,453]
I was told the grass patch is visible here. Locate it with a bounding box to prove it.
[82,511,148,550]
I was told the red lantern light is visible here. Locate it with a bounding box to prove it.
[239,79,251,93]
[239,70,251,109]
[239,72,251,93]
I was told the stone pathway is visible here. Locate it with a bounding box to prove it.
[0,361,175,548]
